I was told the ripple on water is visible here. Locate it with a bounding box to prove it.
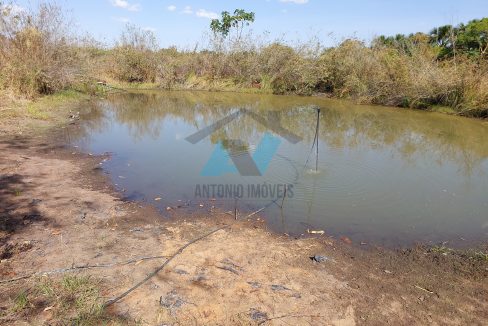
[263,150,446,214]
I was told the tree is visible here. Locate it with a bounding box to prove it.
[210,9,255,41]
[428,19,488,59]
[458,18,488,57]
[373,33,429,55]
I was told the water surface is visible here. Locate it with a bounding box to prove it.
[72,91,488,247]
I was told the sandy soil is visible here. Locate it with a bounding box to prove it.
[0,121,487,325]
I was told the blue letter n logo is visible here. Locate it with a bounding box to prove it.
[185,108,302,177]
[201,133,281,176]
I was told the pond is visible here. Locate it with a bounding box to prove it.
[71,90,488,247]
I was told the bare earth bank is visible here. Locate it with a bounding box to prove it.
[0,117,487,325]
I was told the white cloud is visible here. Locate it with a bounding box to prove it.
[142,27,157,32]
[113,16,130,23]
[182,6,193,14]
[172,5,218,20]
[279,0,309,4]
[195,9,219,20]
[110,0,141,12]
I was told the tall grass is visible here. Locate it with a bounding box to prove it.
[101,24,487,117]
[318,39,488,116]
[0,2,83,97]
[1,1,487,117]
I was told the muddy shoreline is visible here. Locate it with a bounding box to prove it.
[0,101,487,325]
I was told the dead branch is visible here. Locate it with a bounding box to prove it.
[0,255,168,284]
[258,313,324,325]
[103,225,229,307]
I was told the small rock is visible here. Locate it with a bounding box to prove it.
[193,274,207,282]
[174,269,188,275]
[247,281,261,289]
[291,292,302,299]
[271,284,291,291]
[310,255,329,263]
[159,290,186,309]
[249,308,268,321]
[20,241,32,251]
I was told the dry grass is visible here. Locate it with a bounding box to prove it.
[1,275,137,325]
[101,29,487,116]
[0,89,89,136]
[316,39,488,117]
[0,2,103,98]
[1,1,487,117]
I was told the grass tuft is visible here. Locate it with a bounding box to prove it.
[12,291,29,312]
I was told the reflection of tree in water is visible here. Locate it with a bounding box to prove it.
[75,90,488,175]
[318,107,488,175]
[67,101,110,148]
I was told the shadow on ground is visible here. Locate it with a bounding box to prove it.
[0,173,45,255]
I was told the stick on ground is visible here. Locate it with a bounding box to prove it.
[103,225,229,307]
[0,255,169,284]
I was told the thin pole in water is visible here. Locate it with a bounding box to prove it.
[280,186,288,208]
[303,106,321,172]
[234,198,238,220]
[315,108,320,172]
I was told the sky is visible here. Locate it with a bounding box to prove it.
[11,0,488,49]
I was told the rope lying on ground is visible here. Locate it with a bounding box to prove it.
[103,225,230,307]
[0,255,169,284]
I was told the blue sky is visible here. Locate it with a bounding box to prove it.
[13,0,488,48]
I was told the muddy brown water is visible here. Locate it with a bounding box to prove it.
[70,90,488,247]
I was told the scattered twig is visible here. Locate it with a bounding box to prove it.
[244,198,280,219]
[216,265,240,275]
[0,255,169,284]
[216,259,241,274]
[414,285,435,294]
[244,206,267,219]
[258,313,324,325]
[103,225,229,307]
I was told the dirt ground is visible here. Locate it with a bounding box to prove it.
[0,100,487,325]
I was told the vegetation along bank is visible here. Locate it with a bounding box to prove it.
[0,3,487,118]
